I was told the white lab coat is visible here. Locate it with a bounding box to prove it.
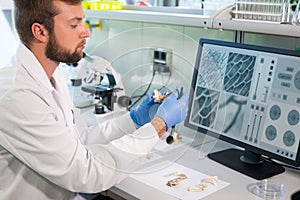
[0,44,159,200]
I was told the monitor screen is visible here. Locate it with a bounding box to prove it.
[185,38,300,180]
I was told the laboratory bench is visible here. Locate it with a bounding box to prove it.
[78,93,300,200]
[103,129,300,200]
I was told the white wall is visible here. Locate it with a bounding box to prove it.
[0,2,18,67]
[83,19,234,98]
[0,0,13,9]
[83,18,300,100]
[0,10,18,67]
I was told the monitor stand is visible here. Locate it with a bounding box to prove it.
[208,148,285,180]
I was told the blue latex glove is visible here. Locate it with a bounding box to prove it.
[155,87,189,130]
[130,92,160,127]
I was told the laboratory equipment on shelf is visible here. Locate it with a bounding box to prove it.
[292,0,300,24]
[232,0,292,23]
[82,0,123,10]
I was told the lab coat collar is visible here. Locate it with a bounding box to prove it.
[16,44,75,130]
[16,44,54,93]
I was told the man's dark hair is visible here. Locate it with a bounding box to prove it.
[14,0,82,47]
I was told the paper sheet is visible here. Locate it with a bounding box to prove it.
[130,162,230,200]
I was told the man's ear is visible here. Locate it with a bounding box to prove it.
[31,22,48,42]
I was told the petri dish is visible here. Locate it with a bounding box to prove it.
[247,179,285,200]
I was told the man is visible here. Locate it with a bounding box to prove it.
[0,0,189,200]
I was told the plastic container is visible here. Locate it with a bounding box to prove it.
[292,0,300,25]
[83,0,123,10]
[247,179,285,200]
[233,0,291,23]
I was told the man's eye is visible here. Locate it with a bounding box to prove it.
[71,24,78,28]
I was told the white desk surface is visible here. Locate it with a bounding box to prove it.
[109,132,300,200]
[81,110,300,200]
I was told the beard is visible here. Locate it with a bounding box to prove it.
[45,33,83,64]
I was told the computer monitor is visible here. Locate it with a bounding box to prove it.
[185,38,300,180]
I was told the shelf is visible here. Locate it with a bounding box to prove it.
[84,6,300,37]
[213,18,299,37]
[84,8,213,29]
[213,6,300,37]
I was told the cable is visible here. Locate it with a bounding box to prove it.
[157,71,172,92]
[127,66,172,110]
[262,157,300,171]
[127,70,156,110]
[129,70,171,100]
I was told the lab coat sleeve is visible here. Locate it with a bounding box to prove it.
[74,107,137,145]
[0,89,159,193]
[57,68,137,146]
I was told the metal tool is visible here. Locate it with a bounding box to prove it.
[166,87,183,144]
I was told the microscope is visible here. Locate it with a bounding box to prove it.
[81,68,122,114]
[67,53,127,115]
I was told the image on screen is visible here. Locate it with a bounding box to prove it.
[186,39,300,178]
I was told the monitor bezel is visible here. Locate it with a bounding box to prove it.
[184,38,300,167]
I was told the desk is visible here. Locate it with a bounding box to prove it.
[81,110,300,200]
[108,132,300,200]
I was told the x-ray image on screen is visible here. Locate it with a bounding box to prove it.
[185,39,300,179]
[190,47,256,139]
[224,53,255,96]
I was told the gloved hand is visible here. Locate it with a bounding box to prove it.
[130,92,160,127]
[155,87,189,130]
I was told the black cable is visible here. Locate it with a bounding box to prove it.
[127,67,172,110]
[129,70,171,100]
[157,71,172,92]
[127,70,156,110]
[279,163,300,171]
[262,157,300,171]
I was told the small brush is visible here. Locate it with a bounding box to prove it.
[166,87,183,145]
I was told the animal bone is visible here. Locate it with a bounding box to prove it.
[153,89,172,103]
[166,173,187,187]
